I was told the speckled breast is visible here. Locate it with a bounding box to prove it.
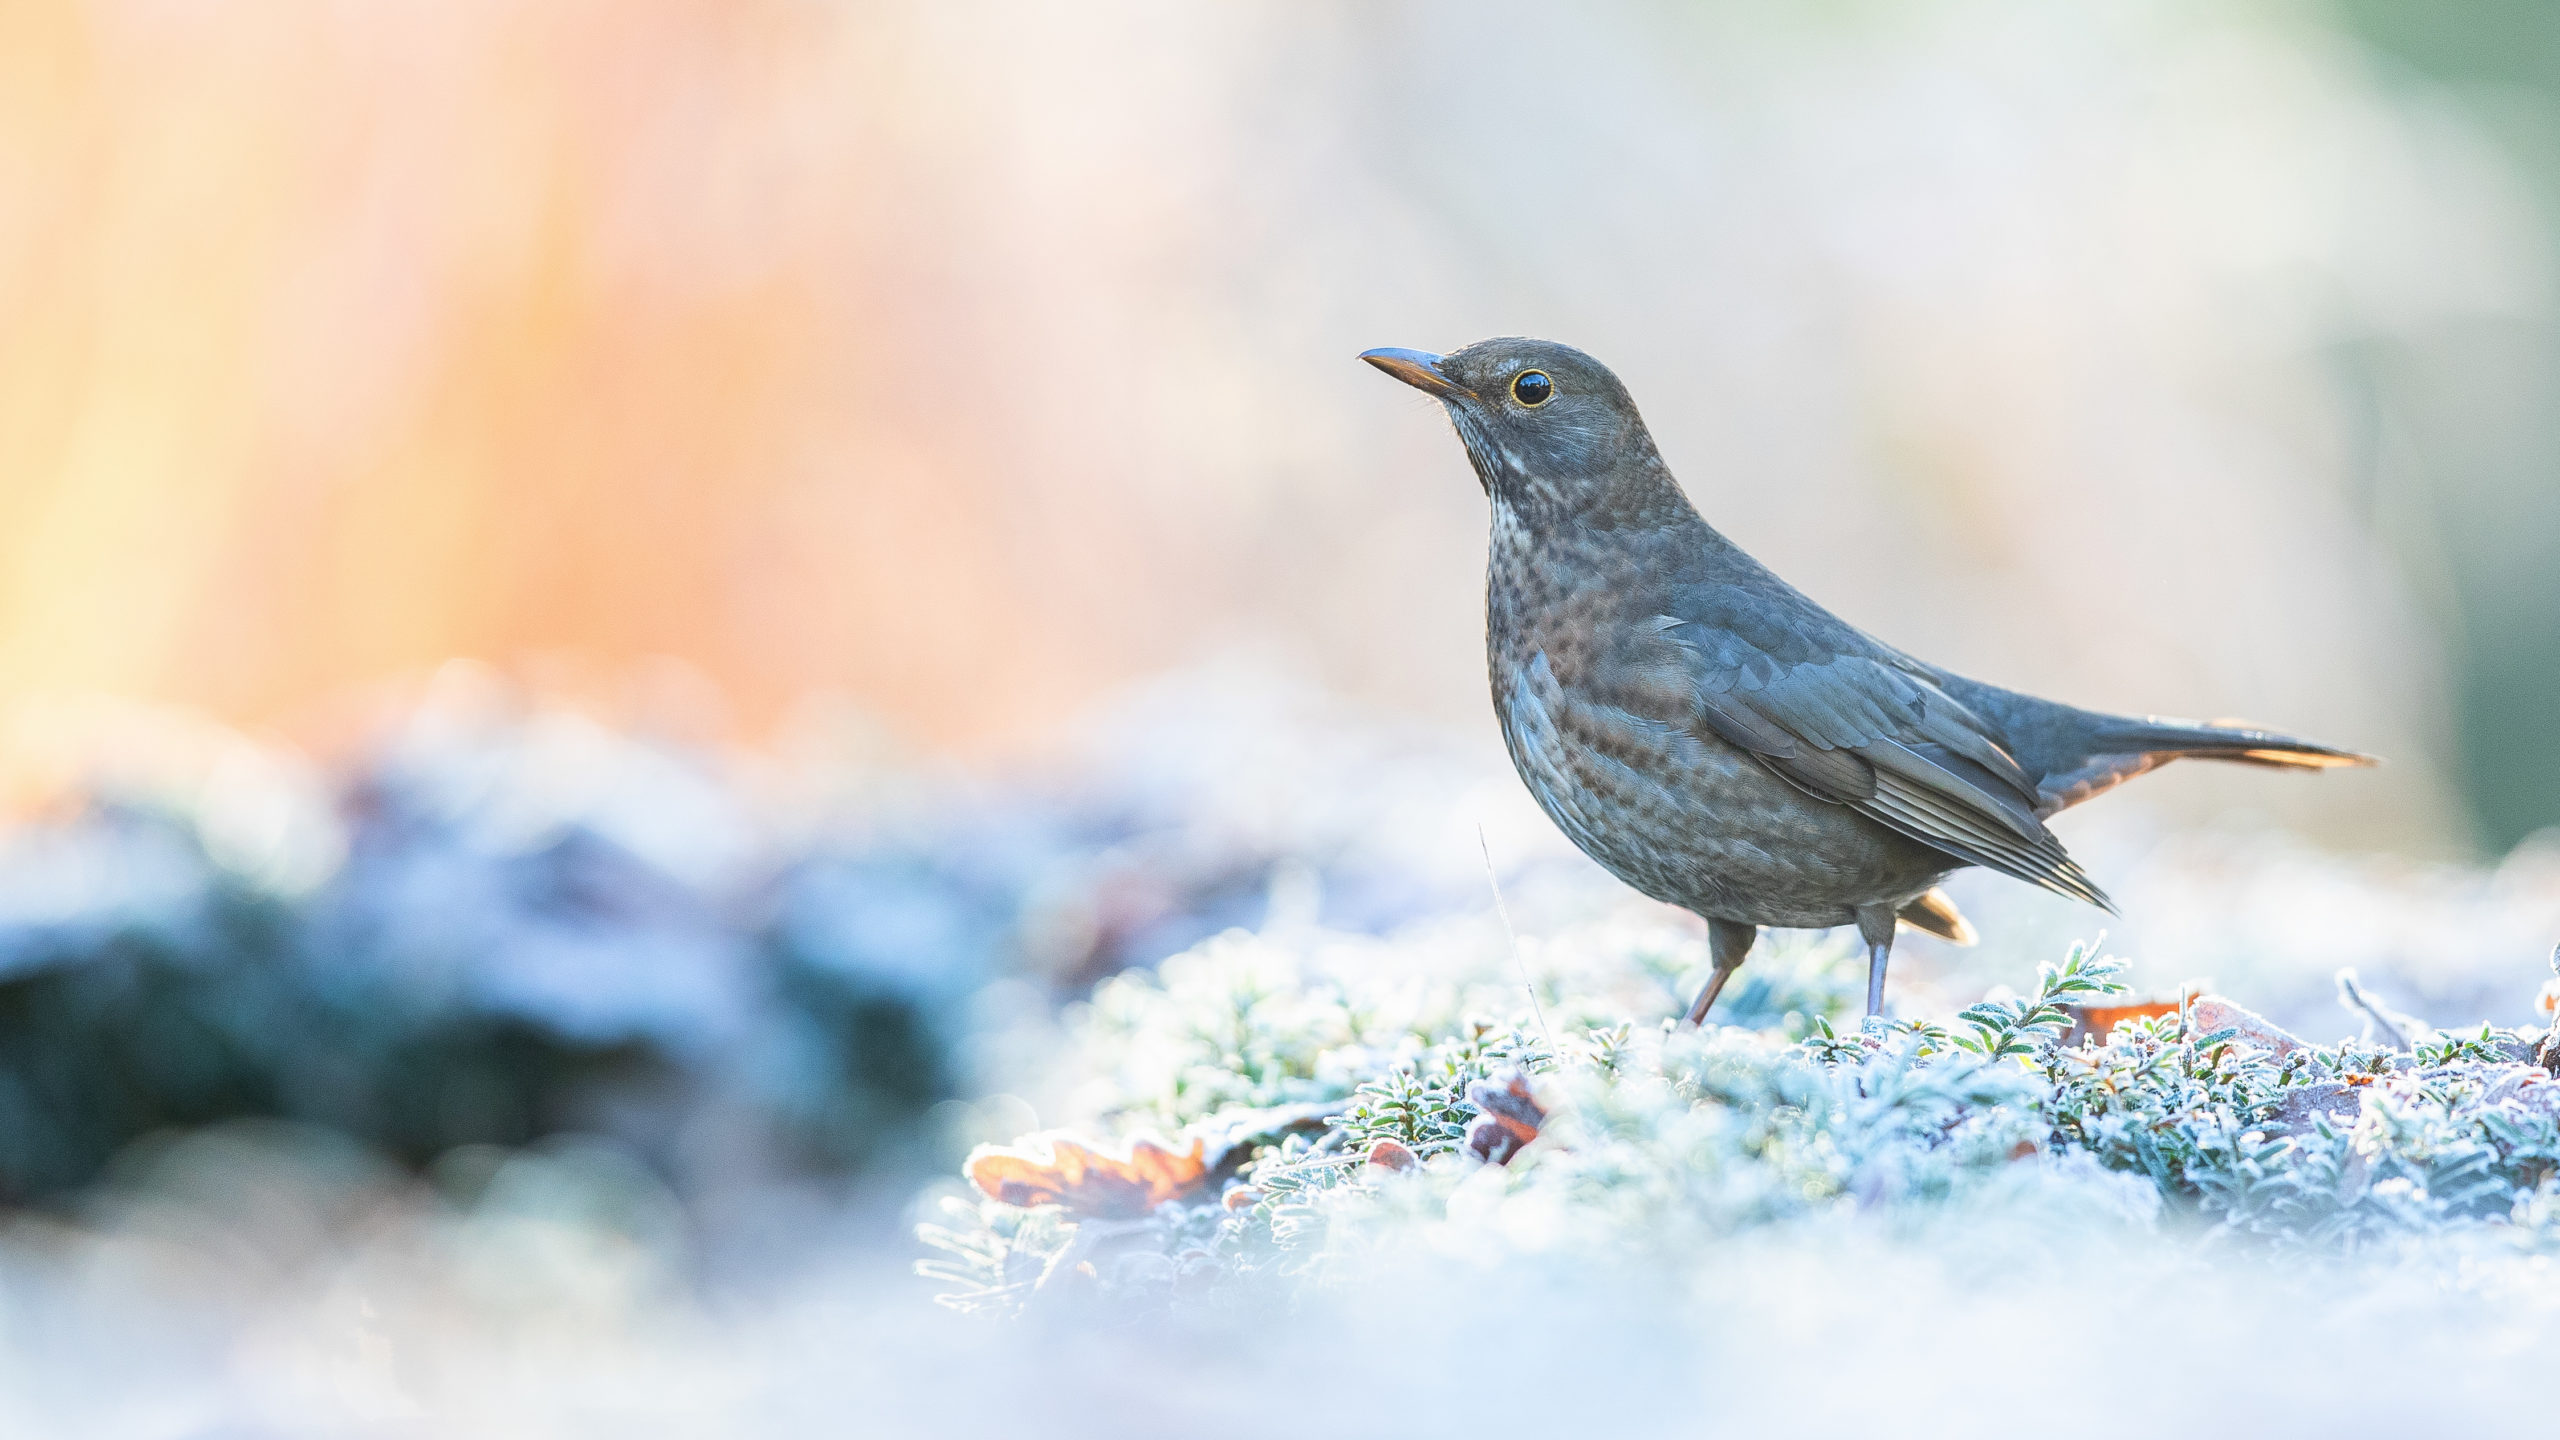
[1485,527,1950,928]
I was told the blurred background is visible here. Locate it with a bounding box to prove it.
[7,0,2560,850]
[2,0,2559,1430]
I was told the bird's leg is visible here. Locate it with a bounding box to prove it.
[1855,904,1899,1019]
[1684,918,1758,1026]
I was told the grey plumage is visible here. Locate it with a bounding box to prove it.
[1361,337,2374,1022]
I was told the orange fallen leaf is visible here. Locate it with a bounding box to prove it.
[2064,997,2183,1046]
[965,1133,1210,1218]
[2085,1000,2182,1031]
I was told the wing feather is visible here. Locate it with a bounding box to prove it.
[1651,616,2114,913]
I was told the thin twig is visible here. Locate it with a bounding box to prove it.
[2335,969,2421,1051]
[1477,823,1556,1056]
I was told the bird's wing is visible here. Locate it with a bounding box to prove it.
[1620,602,2114,912]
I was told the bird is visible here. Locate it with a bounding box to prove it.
[1361,337,2375,1025]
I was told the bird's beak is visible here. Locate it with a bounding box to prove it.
[1360,347,1463,399]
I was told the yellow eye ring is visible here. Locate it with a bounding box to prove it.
[1510,370,1554,406]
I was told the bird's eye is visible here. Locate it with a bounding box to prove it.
[1510,370,1554,407]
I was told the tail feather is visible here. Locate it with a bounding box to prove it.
[2033,716,2376,815]
[2110,718,2378,770]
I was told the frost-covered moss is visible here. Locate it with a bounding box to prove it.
[922,922,2560,1315]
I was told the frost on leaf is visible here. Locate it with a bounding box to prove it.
[1366,1138,1419,1174]
[1464,1071,1545,1165]
[965,1133,1209,1217]
[2187,996,2309,1058]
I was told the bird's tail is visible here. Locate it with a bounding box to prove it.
[2100,718,2377,771]
[2029,714,2376,815]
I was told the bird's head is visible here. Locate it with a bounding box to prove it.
[1360,337,1670,521]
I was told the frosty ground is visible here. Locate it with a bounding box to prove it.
[0,669,2554,1436]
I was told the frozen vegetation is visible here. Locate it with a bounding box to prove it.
[0,670,2554,1434]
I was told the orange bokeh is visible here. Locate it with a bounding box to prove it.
[0,1,1140,755]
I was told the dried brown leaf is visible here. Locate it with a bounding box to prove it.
[1463,1071,1545,1165]
[965,1133,1210,1218]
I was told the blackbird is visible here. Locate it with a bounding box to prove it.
[1363,338,2374,1024]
